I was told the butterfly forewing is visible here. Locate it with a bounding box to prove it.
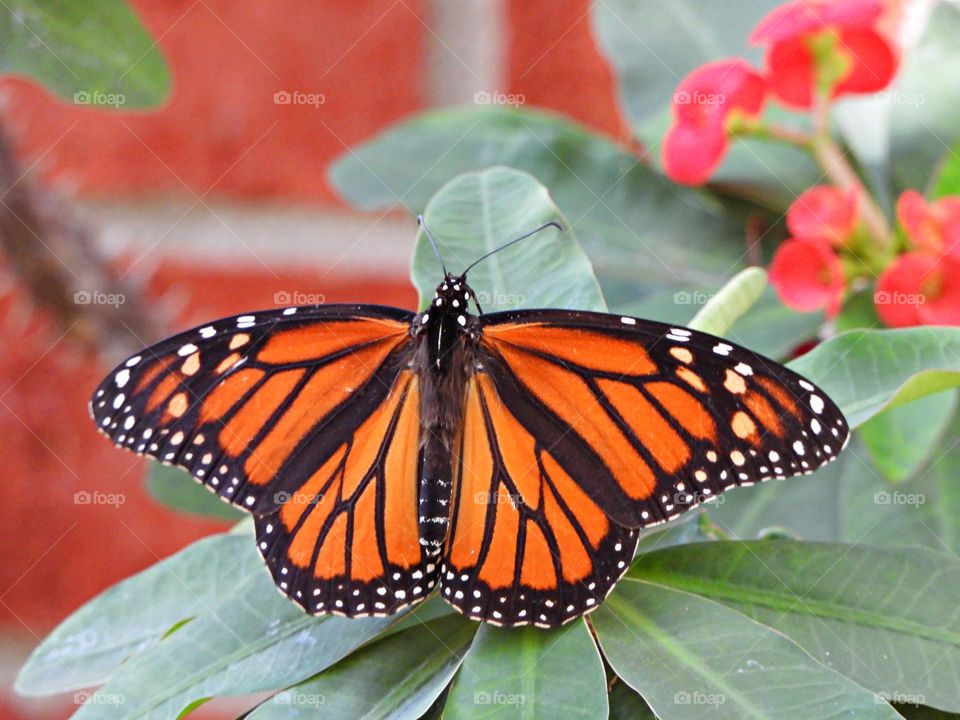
[90,304,416,513]
[473,309,849,531]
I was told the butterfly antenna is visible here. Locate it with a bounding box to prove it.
[463,221,563,276]
[418,215,448,276]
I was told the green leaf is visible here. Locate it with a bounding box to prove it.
[688,267,767,336]
[709,451,848,541]
[329,107,750,308]
[859,391,958,483]
[630,540,960,712]
[840,427,960,555]
[0,0,171,108]
[147,463,245,521]
[931,139,960,198]
[15,533,260,695]
[413,167,604,312]
[70,563,405,719]
[251,614,477,720]
[788,326,960,427]
[445,621,608,720]
[593,579,901,720]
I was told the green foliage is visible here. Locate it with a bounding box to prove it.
[147,464,245,521]
[411,167,605,313]
[19,169,960,718]
[330,107,750,308]
[688,267,767,336]
[789,327,960,428]
[594,580,902,719]
[0,0,170,108]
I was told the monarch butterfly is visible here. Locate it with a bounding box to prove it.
[90,219,848,628]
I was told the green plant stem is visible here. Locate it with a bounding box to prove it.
[811,96,892,251]
[744,123,814,149]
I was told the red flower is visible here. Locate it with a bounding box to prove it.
[769,239,846,316]
[750,0,898,109]
[896,190,960,258]
[662,59,766,185]
[875,252,960,327]
[787,185,859,247]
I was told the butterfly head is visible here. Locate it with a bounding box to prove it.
[431,274,476,317]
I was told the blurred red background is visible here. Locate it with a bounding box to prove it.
[0,1,627,717]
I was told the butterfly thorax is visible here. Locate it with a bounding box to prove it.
[412,274,481,555]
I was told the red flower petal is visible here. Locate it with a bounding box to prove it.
[875,252,960,327]
[765,36,816,108]
[672,59,767,127]
[662,121,728,186]
[787,185,859,246]
[769,239,846,316]
[833,28,898,95]
[750,0,884,45]
[918,255,960,325]
[664,60,766,185]
[896,190,960,257]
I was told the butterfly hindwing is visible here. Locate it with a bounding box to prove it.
[90,304,415,515]
[255,370,439,616]
[476,309,849,529]
[441,374,640,627]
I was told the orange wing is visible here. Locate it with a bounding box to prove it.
[90,305,415,516]
[477,310,849,529]
[442,374,639,627]
[255,370,438,616]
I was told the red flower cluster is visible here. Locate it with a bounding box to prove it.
[769,186,857,317]
[769,187,960,326]
[875,193,960,327]
[662,0,898,185]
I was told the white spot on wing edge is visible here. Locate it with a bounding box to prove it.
[620,316,636,325]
